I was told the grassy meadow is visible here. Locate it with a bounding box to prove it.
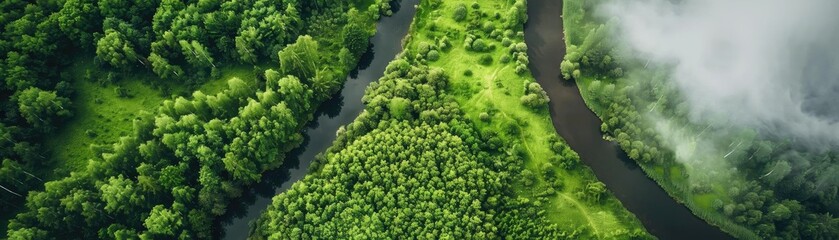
[413,0,649,237]
[43,58,260,180]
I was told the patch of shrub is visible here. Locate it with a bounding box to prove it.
[479,112,490,122]
[471,39,488,52]
[427,50,440,61]
[438,37,451,50]
[502,38,512,47]
[500,55,511,63]
[453,4,468,21]
[479,55,493,65]
[521,82,550,109]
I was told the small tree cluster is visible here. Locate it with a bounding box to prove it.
[521,82,549,109]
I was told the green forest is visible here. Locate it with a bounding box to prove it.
[253,0,648,238]
[0,0,393,237]
[0,0,835,239]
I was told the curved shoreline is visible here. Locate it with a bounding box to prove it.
[213,1,420,238]
[523,0,731,239]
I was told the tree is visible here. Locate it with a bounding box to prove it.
[584,182,607,202]
[235,27,261,63]
[276,75,313,117]
[471,39,488,52]
[57,0,100,47]
[768,203,791,221]
[453,4,467,21]
[16,87,72,132]
[148,53,183,80]
[521,83,549,109]
[152,0,185,36]
[388,97,412,120]
[343,21,369,57]
[278,35,320,81]
[144,205,183,236]
[96,30,139,69]
[179,40,215,68]
[6,227,48,240]
[560,59,577,80]
[99,175,143,214]
[98,0,130,19]
[506,0,527,28]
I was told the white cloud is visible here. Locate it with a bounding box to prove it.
[600,0,839,148]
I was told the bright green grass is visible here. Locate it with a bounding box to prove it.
[43,58,260,180]
[411,0,648,238]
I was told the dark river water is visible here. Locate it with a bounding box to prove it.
[213,0,419,239]
[524,0,732,239]
[214,0,732,239]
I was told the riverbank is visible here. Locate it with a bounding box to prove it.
[213,0,420,238]
[558,0,743,239]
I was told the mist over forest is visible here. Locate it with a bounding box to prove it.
[602,0,839,148]
[595,0,839,196]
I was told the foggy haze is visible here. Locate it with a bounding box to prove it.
[600,0,839,148]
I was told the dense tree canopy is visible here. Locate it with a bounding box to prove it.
[1,0,388,237]
[16,87,72,133]
[254,53,570,239]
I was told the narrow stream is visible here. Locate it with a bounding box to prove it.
[523,0,731,239]
[213,1,419,238]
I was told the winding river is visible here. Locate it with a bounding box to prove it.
[214,0,732,239]
[524,0,731,239]
[213,0,419,238]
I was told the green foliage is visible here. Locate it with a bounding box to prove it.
[16,87,72,133]
[8,72,309,238]
[479,55,493,65]
[279,36,320,82]
[2,0,391,237]
[427,49,440,61]
[521,83,549,109]
[560,59,578,80]
[479,112,490,121]
[387,97,412,119]
[257,120,513,238]
[582,182,607,203]
[144,204,184,236]
[343,9,372,57]
[254,50,567,240]
[453,4,468,21]
[471,38,489,52]
[58,0,100,47]
[148,53,183,80]
[253,1,651,239]
[235,27,261,63]
[96,29,138,69]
